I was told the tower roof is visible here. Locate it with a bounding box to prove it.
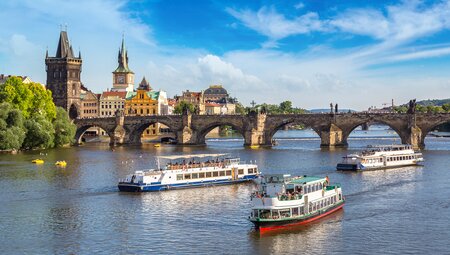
[114,36,133,73]
[138,76,151,91]
[55,31,75,58]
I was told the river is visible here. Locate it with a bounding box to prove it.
[1,127,449,254]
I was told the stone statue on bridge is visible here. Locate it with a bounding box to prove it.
[335,103,338,114]
[407,99,416,114]
[330,103,333,113]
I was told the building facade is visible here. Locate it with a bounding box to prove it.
[176,90,205,114]
[45,30,82,119]
[125,77,170,137]
[99,91,126,117]
[79,85,99,118]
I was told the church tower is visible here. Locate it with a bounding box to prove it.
[45,29,82,119]
[112,36,134,92]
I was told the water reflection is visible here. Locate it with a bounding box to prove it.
[249,210,344,254]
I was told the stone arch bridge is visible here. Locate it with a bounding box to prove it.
[74,112,450,149]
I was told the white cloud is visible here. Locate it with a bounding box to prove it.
[294,2,305,10]
[226,6,325,41]
[9,34,39,56]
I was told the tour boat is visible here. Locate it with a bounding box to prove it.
[118,154,259,192]
[32,159,44,164]
[336,144,424,171]
[249,174,344,231]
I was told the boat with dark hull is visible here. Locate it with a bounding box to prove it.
[249,174,344,231]
[118,154,259,192]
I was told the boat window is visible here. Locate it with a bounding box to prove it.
[248,168,253,174]
[271,209,280,219]
[192,173,199,179]
[319,183,322,190]
[226,170,231,176]
[280,209,291,218]
[292,207,299,216]
[176,174,183,180]
[252,209,259,218]
[184,173,191,179]
[238,169,244,175]
[219,171,226,176]
[300,206,304,215]
[206,172,212,178]
[199,172,205,178]
[259,210,271,219]
[213,171,219,177]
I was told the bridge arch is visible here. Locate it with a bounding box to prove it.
[264,117,323,146]
[195,121,246,145]
[75,124,114,145]
[126,120,178,145]
[341,119,405,145]
[419,115,450,148]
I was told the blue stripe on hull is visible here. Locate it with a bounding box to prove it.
[118,175,258,192]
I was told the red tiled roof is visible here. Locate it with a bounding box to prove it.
[206,102,221,107]
[101,91,127,98]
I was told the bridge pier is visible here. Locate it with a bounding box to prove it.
[244,112,268,148]
[403,126,424,150]
[320,124,347,148]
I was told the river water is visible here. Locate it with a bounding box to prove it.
[1,127,449,254]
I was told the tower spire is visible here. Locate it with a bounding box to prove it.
[114,35,132,73]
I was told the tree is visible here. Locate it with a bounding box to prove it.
[280,101,293,113]
[0,103,26,151]
[53,107,76,147]
[174,101,195,114]
[235,102,247,115]
[0,77,56,120]
[22,114,55,150]
[442,103,450,112]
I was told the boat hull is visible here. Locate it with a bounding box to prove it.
[250,201,345,231]
[118,175,258,192]
[336,162,421,171]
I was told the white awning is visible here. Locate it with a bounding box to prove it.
[157,153,230,160]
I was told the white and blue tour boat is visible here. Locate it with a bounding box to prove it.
[336,144,424,171]
[118,154,259,192]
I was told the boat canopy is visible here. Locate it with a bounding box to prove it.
[157,153,230,160]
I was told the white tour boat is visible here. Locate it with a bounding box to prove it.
[336,144,424,171]
[249,174,345,231]
[118,154,259,192]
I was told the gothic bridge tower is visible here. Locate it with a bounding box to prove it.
[45,30,82,119]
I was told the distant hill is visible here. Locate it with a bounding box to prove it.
[401,98,450,106]
[416,99,450,106]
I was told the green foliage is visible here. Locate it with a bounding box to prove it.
[255,101,307,114]
[174,101,195,114]
[22,114,55,150]
[53,107,76,147]
[393,106,408,113]
[0,77,56,120]
[235,102,248,115]
[0,77,75,150]
[0,103,26,150]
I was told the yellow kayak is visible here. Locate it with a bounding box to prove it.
[32,159,44,164]
[249,145,260,149]
[55,161,67,167]
[154,143,161,147]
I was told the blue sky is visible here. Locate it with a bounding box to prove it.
[1,0,450,110]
